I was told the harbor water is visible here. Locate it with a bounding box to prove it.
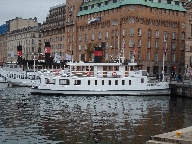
[0,83,192,144]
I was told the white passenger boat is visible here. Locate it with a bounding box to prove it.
[6,71,40,87]
[0,62,40,87]
[30,59,170,96]
[0,62,63,87]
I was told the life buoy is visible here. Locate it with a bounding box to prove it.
[87,71,91,76]
[54,70,60,76]
[112,72,117,76]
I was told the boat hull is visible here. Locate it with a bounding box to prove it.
[30,88,170,96]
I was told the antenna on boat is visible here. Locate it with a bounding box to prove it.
[118,39,125,64]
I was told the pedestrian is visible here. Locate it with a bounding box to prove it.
[156,74,159,81]
[178,73,181,83]
[160,73,163,82]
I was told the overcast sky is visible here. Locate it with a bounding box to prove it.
[0,0,66,25]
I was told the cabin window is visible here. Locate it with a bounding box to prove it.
[129,80,131,85]
[59,79,70,85]
[31,75,35,79]
[141,78,144,83]
[108,80,111,85]
[115,80,118,85]
[46,78,56,84]
[95,80,97,85]
[122,80,125,85]
[75,80,81,85]
[102,80,104,85]
[14,74,16,79]
[88,80,91,85]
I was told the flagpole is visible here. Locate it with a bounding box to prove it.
[122,39,125,63]
[162,52,164,82]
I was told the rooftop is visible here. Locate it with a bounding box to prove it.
[77,0,186,16]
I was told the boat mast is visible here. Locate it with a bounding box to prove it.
[33,55,35,73]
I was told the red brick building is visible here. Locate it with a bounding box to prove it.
[75,0,186,75]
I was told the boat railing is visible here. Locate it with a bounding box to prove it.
[68,70,130,78]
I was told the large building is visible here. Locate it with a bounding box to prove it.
[6,17,41,62]
[75,0,186,75]
[41,3,66,61]
[184,1,192,74]
[0,34,7,64]
[41,0,82,62]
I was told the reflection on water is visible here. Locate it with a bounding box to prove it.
[0,83,192,144]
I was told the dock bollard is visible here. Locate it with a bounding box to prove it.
[174,131,182,138]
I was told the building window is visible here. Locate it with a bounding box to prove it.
[172,32,176,39]
[106,31,108,38]
[138,39,141,47]
[138,28,141,36]
[155,30,159,38]
[140,5,143,10]
[79,45,82,51]
[155,52,158,61]
[129,28,134,36]
[105,41,108,49]
[147,52,150,60]
[182,23,185,28]
[129,17,134,23]
[181,43,184,50]
[98,32,101,40]
[129,51,133,61]
[122,28,126,36]
[147,40,151,48]
[181,32,185,40]
[164,31,168,39]
[105,52,108,61]
[129,39,134,47]
[172,42,176,50]
[155,41,159,49]
[85,44,87,50]
[147,29,151,37]
[130,5,134,10]
[138,51,141,60]
[79,35,82,42]
[171,53,175,62]
[85,34,88,41]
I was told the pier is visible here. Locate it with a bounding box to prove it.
[146,126,192,144]
[170,79,192,98]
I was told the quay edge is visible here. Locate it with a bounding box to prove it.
[146,126,192,144]
[170,80,192,98]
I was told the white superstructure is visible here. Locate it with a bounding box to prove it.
[30,60,170,96]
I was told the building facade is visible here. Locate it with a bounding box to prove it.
[0,34,7,63]
[41,3,66,61]
[75,0,186,75]
[6,17,41,62]
[184,1,192,75]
